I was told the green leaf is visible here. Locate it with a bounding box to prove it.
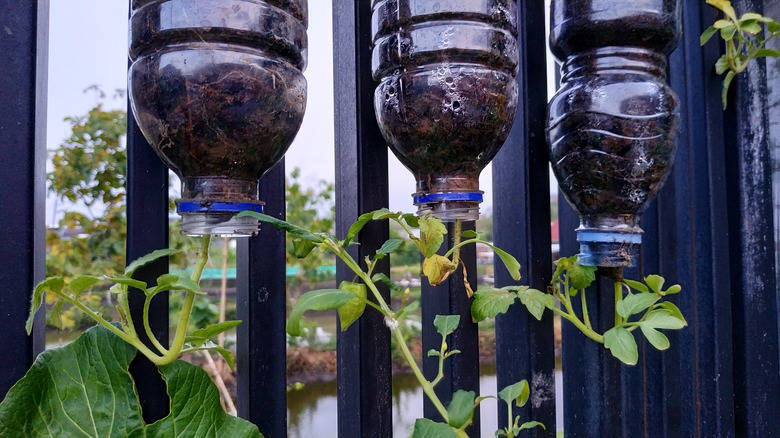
[187,320,243,347]
[722,70,736,109]
[470,288,518,322]
[422,254,457,286]
[640,325,671,350]
[519,421,546,431]
[569,261,597,290]
[517,288,555,321]
[27,277,65,334]
[461,230,479,239]
[418,216,447,257]
[337,281,367,332]
[149,360,262,437]
[371,208,398,220]
[604,327,639,365]
[411,418,458,438]
[287,289,357,336]
[701,25,718,45]
[153,273,204,296]
[622,279,649,293]
[768,21,780,33]
[644,275,665,294]
[377,238,404,256]
[0,325,146,437]
[371,272,403,294]
[345,212,373,246]
[754,49,780,58]
[741,20,762,35]
[107,275,148,292]
[427,349,441,358]
[69,275,102,296]
[720,24,737,41]
[482,243,522,282]
[49,301,65,331]
[662,284,682,296]
[434,314,461,338]
[641,309,688,330]
[401,213,420,229]
[447,390,476,429]
[616,293,660,320]
[656,301,686,323]
[188,342,238,372]
[125,248,182,277]
[237,211,320,242]
[715,54,730,75]
[498,379,530,408]
[293,238,317,258]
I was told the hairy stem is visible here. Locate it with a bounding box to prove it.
[452,219,462,267]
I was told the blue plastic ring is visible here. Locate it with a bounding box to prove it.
[576,231,642,244]
[176,202,264,214]
[413,192,483,205]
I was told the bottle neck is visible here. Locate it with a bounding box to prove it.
[560,47,667,83]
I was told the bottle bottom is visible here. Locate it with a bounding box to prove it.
[576,230,641,268]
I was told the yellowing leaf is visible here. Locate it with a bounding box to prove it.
[422,254,457,286]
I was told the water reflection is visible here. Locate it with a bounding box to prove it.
[287,367,563,437]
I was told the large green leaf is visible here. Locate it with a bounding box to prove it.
[498,379,530,408]
[517,288,555,321]
[0,325,262,438]
[433,314,461,338]
[604,327,638,366]
[337,281,367,332]
[470,288,518,322]
[125,248,182,278]
[0,325,143,437]
[616,293,660,320]
[411,418,458,438]
[447,390,476,429]
[148,361,262,437]
[481,243,521,282]
[287,289,357,336]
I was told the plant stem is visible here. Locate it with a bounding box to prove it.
[143,294,169,354]
[452,219,462,267]
[160,235,211,364]
[580,287,592,330]
[614,281,623,326]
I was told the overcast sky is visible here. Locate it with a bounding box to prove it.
[46,1,561,225]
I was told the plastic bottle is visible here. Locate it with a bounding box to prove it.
[129,0,308,236]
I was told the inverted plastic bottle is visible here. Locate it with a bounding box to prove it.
[372,0,519,221]
[547,0,681,266]
[129,0,308,236]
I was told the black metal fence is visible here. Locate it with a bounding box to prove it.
[2,1,780,437]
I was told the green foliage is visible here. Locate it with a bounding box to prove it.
[47,88,128,279]
[471,286,553,322]
[702,0,780,108]
[0,325,261,437]
[286,289,357,336]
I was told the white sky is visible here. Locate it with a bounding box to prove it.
[46,1,558,226]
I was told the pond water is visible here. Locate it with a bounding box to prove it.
[287,367,563,437]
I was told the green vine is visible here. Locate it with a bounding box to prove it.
[701,0,780,108]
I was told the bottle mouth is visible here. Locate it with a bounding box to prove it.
[413,192,483,222]
[176,201,263,237]
[576,229,642,268]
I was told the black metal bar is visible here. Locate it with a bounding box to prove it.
[0,0,48,400]
[236,161,287,436]
[126,99,171,423]
[333,1,393,436]
[126,0,170,417]
[492,0,555,434]
[421,222,480,435]
[727,2,780,435]
[664,2,737,436]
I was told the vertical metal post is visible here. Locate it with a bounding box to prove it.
[727,1,780,435]
[0,0,48,400]
[665,2,737,435]
[333,1,393,436]
[421,222,480,435]
[126,85,171,424]
[492,0,555,435]
[236,162,287,436]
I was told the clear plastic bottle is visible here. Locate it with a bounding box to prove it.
[129,0,308,236]
[372,0,519,221]
[547,0,680,267]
